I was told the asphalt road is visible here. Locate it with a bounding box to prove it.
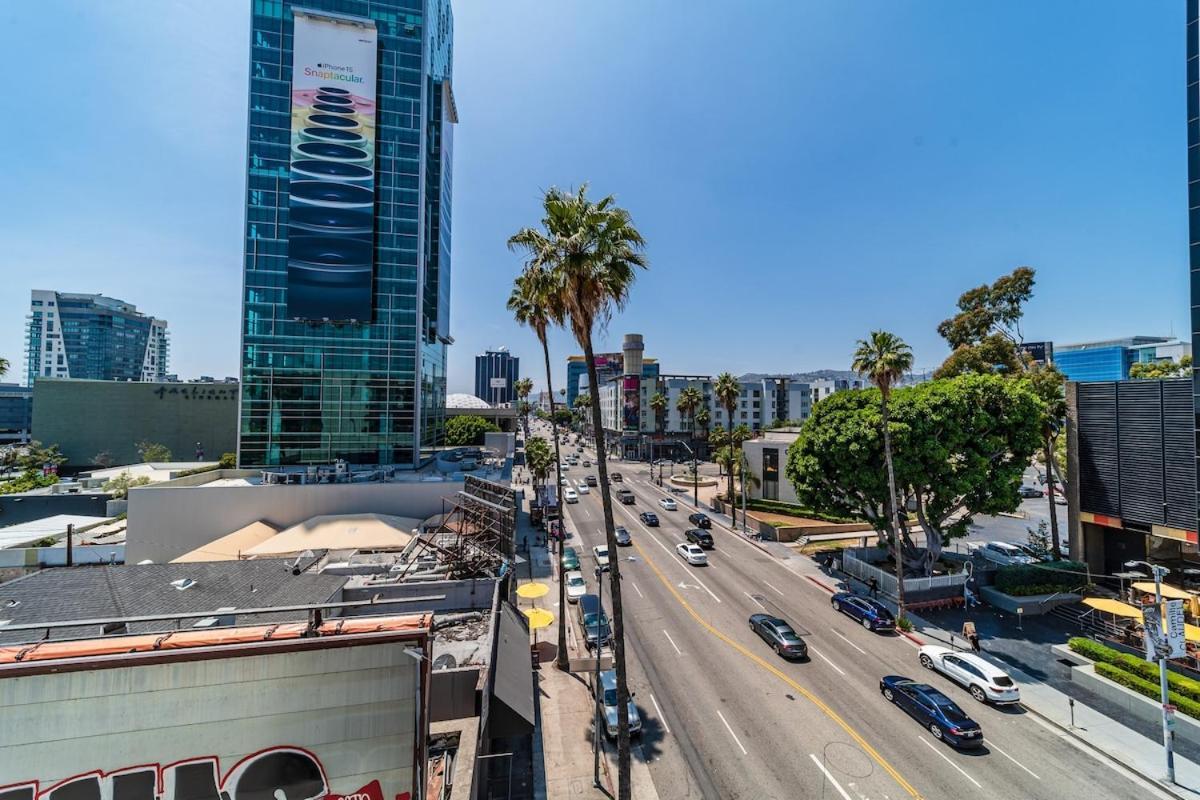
[540,428,1166,800]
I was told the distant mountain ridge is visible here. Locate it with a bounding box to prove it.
[738,369,859,383]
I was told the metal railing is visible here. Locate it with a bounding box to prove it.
[841,548,969,598]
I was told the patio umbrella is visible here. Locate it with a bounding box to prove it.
[522,607,555,647]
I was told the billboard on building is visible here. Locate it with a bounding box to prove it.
[1020,341,1054,366]
[622,376,640,432]
[286,12,378,322]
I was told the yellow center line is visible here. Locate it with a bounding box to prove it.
[630,538,925,800]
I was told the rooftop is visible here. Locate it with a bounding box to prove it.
[447,392,493,409]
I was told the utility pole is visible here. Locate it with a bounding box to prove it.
[66,523,74,567]
[1129,559,1176,784]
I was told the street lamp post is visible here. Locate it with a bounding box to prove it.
[1127,559,1176,784]
[675,440,699,509]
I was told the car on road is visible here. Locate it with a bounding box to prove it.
[748,613,808,660]
[688,512,712,529]
[639,511,659,526]
[1018,485,1044,498]
[618,488,636,504]
[576,481,590,494]
[561,547,580,571]
[676,542,708,565]
[598,668,642,738]
[685,528,714,549]
[563,488,579,503]
[831,592,895,631]
[1053,492,1067,506]
[879,676,984,748]
[578,594,611,651]
[659,497,677,511]
[586,475,598,486]
[611,472,623,483]
[978,540,1037,566]
[918,645,1020,704]
[565,570,587,603]
[615,526,632,546]
[583,460,591,467]
[593,544,611,571]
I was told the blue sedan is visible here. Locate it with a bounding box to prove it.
[879,676,984,748]
[831,592,895,631]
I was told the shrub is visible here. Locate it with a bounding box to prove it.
[897,616,914,632]
[218,452,237,469]
[0,470,58,495]
[730,495,859,524]
[1094,662,1200,720]
[445,415,501,446]
[994,560,1088,594]
[1069,637,1200,703]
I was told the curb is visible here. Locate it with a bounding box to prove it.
[805,575,836,594]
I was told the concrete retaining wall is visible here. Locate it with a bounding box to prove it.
[1069,662,1200,747]
[980,586,1082,615]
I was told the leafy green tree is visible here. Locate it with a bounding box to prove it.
[524,436,554,488]
[18,441,66,473]
[136,441,173,463]
[508,265,569,670]
[509,184,647,797]
[444,415,501,446]
[853,330,913,609]
[219,452,237,469]
[552,408,574,428]
[103,472,151,499]
[787,374,1044,576]
[1129,355,1193,379]
[514,377,534,441]
[92,451,115,468]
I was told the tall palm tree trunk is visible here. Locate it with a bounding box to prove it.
[541,337,569,671]
[1045,431,1061,560]
[582,338,633,799]
[881,394,906,615]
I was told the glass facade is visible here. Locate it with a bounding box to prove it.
[1191,0,1200,535]
[239,0,454,468]
[474,350,519,405]
[1053,346,1130,382]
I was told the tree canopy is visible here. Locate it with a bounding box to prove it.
[444,415,501,446]
[1129,355,1193,380]
[785,373,1044,572]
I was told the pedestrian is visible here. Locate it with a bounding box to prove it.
[868,576,879,599]
[963,620,981,653]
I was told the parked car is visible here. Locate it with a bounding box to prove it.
[598,668,642,738]
[685,528,714,549]
[879,676,984,748]
[977,541,1037,566]
[1053,493,1067,506]
[615,526,632,546]
[676,542,708,565]
[586,475,598,487]
[831,592,896,631]
[578,594,611,651]
[748,613,808,660]
[618,488,636,505]
[611,472,623,482]
[577,481,590,494]
[564,488,579,504]
[688,512,712,529]
[593,544,611,571]
[561,547,580,571]
[918,645,1020,704]
[1018,485,1044,498]
[565,570,587,603]
[639,511,660,527]
[659,498,677,511]
[583,460,591,467]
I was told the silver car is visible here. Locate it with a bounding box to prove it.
[599,668,641,738]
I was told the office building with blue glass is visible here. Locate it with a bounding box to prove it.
[239,0,455,468]
[474,349,518,406]
[1054,336,1190,382]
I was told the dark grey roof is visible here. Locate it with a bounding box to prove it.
[0,558,346,643]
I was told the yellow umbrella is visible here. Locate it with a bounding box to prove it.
[523,607,554,629]
[1132,582,1193,601]
[516,582,549,600]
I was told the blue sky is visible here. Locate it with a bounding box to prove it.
[0,1,1189,393]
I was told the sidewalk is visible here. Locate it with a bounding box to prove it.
[800,552,1200,800]
[514,490,660,800]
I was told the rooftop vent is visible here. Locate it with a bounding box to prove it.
[170,578,196,591]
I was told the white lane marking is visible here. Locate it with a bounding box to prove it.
[663,630,683,655]
[616,503,722,603]
[716,710,748,755]
[583,508,591,518]
[919,737,981,788]
[743,591,766,609]
[650,693,671,735]
[763,580,784,596]
[808,753,853,800]
[831,629,867,655]
[632,478,770,559]
[988,741,1041,780]
[631,581,645,599]
[806,645,846,675]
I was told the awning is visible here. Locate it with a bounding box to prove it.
[1132,582,1194,601]
[171,520,278,562]
[1082,598,1141,618]
[243,513,418,556]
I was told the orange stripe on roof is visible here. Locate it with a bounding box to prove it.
[0,613,430,665]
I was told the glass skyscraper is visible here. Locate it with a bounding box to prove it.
[239,0,455,468]
[474,349,519,405]
[1191,0,1200,533]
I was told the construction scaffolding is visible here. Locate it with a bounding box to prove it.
[401,476,517,581]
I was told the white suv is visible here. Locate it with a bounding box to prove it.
[977,541,1036,566]
[918,645,1020,704]
[563,488,579,504]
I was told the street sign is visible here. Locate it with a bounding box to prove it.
[1166,599,1187,659]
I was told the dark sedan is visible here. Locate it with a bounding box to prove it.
[639,511,660,527]
[879,676,984,748]
[615,526,632,546]
[831,592,896,631]
[749,614,808,660]
[685,528,714,549]
[688,512,712,529]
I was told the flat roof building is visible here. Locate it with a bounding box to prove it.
[475,348,519,406]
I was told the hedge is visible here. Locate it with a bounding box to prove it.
[728,495,859,524]
[1069,637,1200,704]
[994,560,1088,594]
[1094,662,1200,720]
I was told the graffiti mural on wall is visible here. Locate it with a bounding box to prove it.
[0,747,409,800]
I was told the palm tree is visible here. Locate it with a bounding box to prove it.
[695,406,711,445]
[649,390,668,474]
[853,330,914,620]
[713,372,741,504]
[508,184,647,799]
[507,266,571,671]
[0,357,8,378]
[514,377,534,442]
[676,385,702,445]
